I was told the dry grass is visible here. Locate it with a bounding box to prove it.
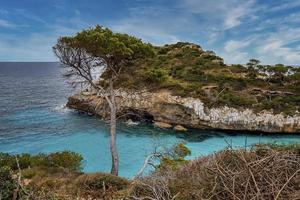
[21,169,130,200]
[8,144,300,199]
[131,144,300,200]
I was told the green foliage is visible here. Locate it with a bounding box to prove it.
[0,151,83,199]
[256,95,299,115]
[41,151,83,171]
[0,153,14,169]
[230,64,248,73]
[158,143,191,170]
[0,151,83,172]
[56,27,299,114]
[54,25,155,79]
[120,42,299,114]
[273,64,288,73]
[150,143,300,200]
[173,143,192,158]
[146,68,169,83]
[76,173,129,191]
[0,166,16,200]
[254,143,300,155]
[217,91,256,108]
[246,58,260,68]
[22,168,38,179]
[247,66,258,79]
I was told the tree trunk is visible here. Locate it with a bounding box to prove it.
[109,79,119,176]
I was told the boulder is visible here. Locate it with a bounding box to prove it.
[154,121,172,129]
[174,125,188,132]
[125,119,139,126]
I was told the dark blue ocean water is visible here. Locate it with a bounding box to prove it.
[1,62,300,177]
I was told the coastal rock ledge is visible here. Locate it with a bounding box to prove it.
[67,90,300,133]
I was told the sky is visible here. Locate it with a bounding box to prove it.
[0,0,300,65]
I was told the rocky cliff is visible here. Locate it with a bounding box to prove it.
[67,90,300,133]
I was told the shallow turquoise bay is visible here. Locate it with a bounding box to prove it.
[1,62,300,178]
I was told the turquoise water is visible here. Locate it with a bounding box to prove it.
[1,62,300,178]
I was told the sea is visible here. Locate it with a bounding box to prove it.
[0,62,300,177]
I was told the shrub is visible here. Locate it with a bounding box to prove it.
[132,144,300,200]
[217,91,256,108]
[0,151,83,172]
[158,143,191,170]
[0,166,16,200]
[42,151,83,171]
[0,153,15,169]
[77,173,129,190]
[146,68,169,83]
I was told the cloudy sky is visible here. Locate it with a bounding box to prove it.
[0,0,300,65]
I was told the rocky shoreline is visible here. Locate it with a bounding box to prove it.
[67,90,300,133]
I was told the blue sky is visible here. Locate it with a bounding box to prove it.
[0,0,300,65]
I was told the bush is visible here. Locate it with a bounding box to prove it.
[42,151,83,171]
[0,166,16,200]
[254,143,300,155]
[0,153,15,169]
[0,151,83,172]
[256,96,299,115]
[146,68,169,83]
[158,143,191,170]
[132,144,300,200]
[217,91,256,108]
[77,173,129,191]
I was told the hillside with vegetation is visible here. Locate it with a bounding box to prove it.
[110,42,300,115]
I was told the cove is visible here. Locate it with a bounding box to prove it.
[1,109,300,178]
[1,63,300,178]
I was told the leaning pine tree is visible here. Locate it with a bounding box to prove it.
[53,25,154,176]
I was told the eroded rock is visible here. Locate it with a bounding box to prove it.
[174,125,188,132]
[154,121,172,129]
[67,90,300,133]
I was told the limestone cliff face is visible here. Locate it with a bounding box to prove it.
[67,90,300,133]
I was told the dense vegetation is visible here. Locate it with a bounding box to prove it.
[1,144,299,199]
[0,151,83,199]
[112,42,300,114]
[0,144,189,199]
[131,144,300,200]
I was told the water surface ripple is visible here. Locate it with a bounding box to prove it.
[1,62,300,177]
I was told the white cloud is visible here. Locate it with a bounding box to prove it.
[227,52,249,64]
[108,4,184,45]
[110,19,180,45]
[0,24,83,62]
[14,9,46,24]
[0,8,95,61]
[256,35,300,64]
[180,0,236,15]
[258,40,300,64]
[267,0,300,12]
[224,0,256,29]
[1,0,300,65]
[0,19,17,28]
[0,9,9,15]
[222,27,300,65]
[181,0,257,29]
[221,40,251,64]
[224,39,252,53]
[0,34,55,61]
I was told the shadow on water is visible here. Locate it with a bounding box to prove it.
[1,62,300,177]
[67,111,300,144]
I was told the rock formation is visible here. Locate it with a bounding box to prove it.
[67,90,300,133]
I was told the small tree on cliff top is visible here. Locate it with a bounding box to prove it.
[53,25,154,176]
